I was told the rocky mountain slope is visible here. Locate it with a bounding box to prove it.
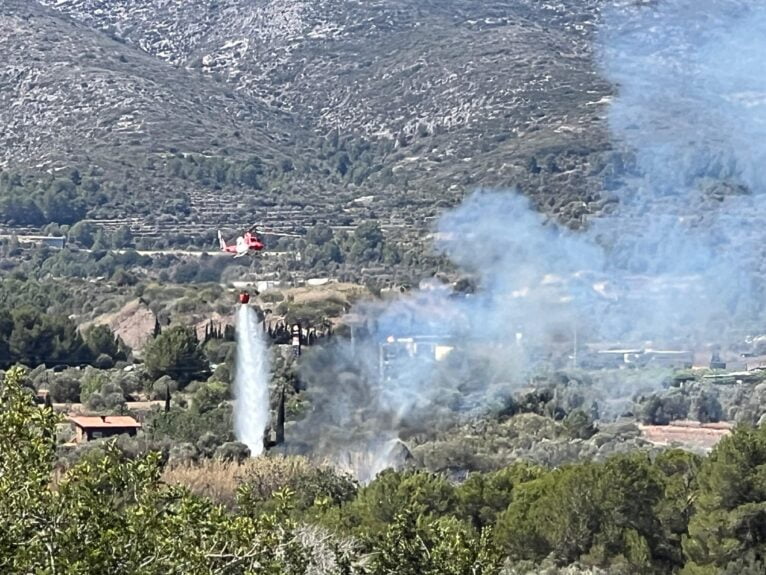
[1,0,302,170]
[41,0,607,133]
[2,0,614,240]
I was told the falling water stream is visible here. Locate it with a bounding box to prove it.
[233,305,271,456]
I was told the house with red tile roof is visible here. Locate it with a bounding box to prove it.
[68,415,142,443]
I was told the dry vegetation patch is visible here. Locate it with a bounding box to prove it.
[161,455,320,507]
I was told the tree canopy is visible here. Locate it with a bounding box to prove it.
[0,307,88,368]
[143,325,209,385]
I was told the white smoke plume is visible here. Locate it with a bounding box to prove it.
[290,0,766,473]
[234,305,271,456]
[332,437,411,485]
[592,0,766,342]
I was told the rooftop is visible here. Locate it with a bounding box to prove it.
[68,415,142,429]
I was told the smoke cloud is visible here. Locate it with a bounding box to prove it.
[290,0,766,474]
[593,0,766,340]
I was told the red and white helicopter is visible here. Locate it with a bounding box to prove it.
[218,224,300,258]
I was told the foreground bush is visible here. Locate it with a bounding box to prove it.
[0,367,329,574]
[237,455,358,517]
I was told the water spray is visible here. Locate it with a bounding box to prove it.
[234,304,271,456]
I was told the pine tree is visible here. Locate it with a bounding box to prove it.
[143,326,208,386]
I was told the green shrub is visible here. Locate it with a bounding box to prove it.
[260,291,284,304]
[167,443,199,467]
[237,456,357,518]
[456,463,545,529]
[48,377,81,403]
[196,431,222,458]
[213,441,250,463]
[79,368,109,403]
[151,376,178,400]
[562,409,597,440]
[93,353,114,369]
[113,371,142,397]
[83,324,119,359]
[332,469,457,535]
[147,404,234,445]
[365,507,501,575]
[193,382,229,414]
[211,363,231,384]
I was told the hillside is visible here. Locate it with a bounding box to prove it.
[0,0,320,237]
[0,1,301,169]
[1,0,614,243]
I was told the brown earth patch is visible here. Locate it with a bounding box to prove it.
[639,420,733,451]
[84,298,158,353]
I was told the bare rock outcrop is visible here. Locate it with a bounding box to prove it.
[87,298,158,353]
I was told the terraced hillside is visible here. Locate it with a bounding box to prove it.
[2,0,615,243]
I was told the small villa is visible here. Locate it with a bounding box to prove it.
[68,415,142,443]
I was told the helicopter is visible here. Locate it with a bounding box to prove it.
[218,223,300,258]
